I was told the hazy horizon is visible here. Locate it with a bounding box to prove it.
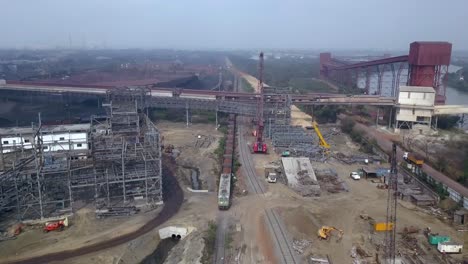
[1,0,467,51]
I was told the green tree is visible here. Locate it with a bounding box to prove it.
[341,118,355,134]
[436,155,448,173]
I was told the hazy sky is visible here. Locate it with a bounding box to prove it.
[1,0,466,50]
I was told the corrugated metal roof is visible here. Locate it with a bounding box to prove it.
[399,86,435,93]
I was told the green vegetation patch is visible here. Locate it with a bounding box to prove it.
[241,78,255,93]
[289,78,334,94]
[201,220,218,264]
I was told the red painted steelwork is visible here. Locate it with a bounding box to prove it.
[329,55,408,71]
[408,41,452,104]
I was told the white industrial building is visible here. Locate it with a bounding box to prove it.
[0,124,90,154]
[395,86,435,134]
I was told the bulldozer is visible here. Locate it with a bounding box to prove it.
[318,226,344,241]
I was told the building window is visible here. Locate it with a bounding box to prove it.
[24,139,30,143]
[43,146,48,150]
[2,141,8,144]
[423,93,426,99]
[59,137,65,140]
[77,143,82,147]
[412,108,415,115]
[407,92,411,98]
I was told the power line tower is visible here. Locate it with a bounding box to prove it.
[384,143,398,263]
[253,52,267,153]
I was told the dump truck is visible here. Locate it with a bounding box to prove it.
[403,152,424,167]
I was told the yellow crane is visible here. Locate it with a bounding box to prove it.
[312,121,330,150]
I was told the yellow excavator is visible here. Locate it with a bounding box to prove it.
[312,121,330,153]
[318,226,344,240]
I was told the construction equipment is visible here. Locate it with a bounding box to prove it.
[252,52,267,153]
[43,217,69,233]
[403,152,424,167]
[375,222,394,231]
[311,121,330,153]
[318,226,344,240]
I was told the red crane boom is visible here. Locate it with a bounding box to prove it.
[253,52,267,153]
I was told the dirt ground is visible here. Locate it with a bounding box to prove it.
[291,105,313,128]
[157,121,222,191]
[228,121,467,264]
[0,205,163,263]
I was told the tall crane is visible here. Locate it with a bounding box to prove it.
[252,52,267,153]
[384,143,398,263]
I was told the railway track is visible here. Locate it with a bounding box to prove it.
[214,213,227,264]
[237,119,298,264]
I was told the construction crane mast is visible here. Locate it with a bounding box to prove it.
[384,143,398,263]
[253,52,267,153]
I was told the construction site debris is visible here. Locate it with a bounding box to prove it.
[194,135,215,148]
[315,168,349,193]
[95,206,140,218]
[292,238,311,254]
[401,226,420,235]
[309,256,330,264]
[282,157,321,196]
[355,245,371,258]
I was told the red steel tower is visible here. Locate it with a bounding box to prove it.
[407,41,451,104]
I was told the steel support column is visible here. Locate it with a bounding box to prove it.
[365,67,371,95]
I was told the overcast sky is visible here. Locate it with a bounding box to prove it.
[0,0,466,50]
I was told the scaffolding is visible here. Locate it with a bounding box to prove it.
[0,88,163,220]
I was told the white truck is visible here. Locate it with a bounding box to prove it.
[438,242,463,254]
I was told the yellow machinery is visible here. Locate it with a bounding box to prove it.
[374,222,394,231]
[318,226,344,240]
[312,121,330,151]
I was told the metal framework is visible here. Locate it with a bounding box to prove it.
[384,143,398,263]
[0,88,163,220]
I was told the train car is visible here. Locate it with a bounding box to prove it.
[218,173,232,210]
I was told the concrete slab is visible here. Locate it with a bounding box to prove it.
[281,157,318,188]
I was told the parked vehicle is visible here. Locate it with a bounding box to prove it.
[267,172,277,183]
[350,172,361,180]
[438,242,463,254]
[43,217,69,233]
